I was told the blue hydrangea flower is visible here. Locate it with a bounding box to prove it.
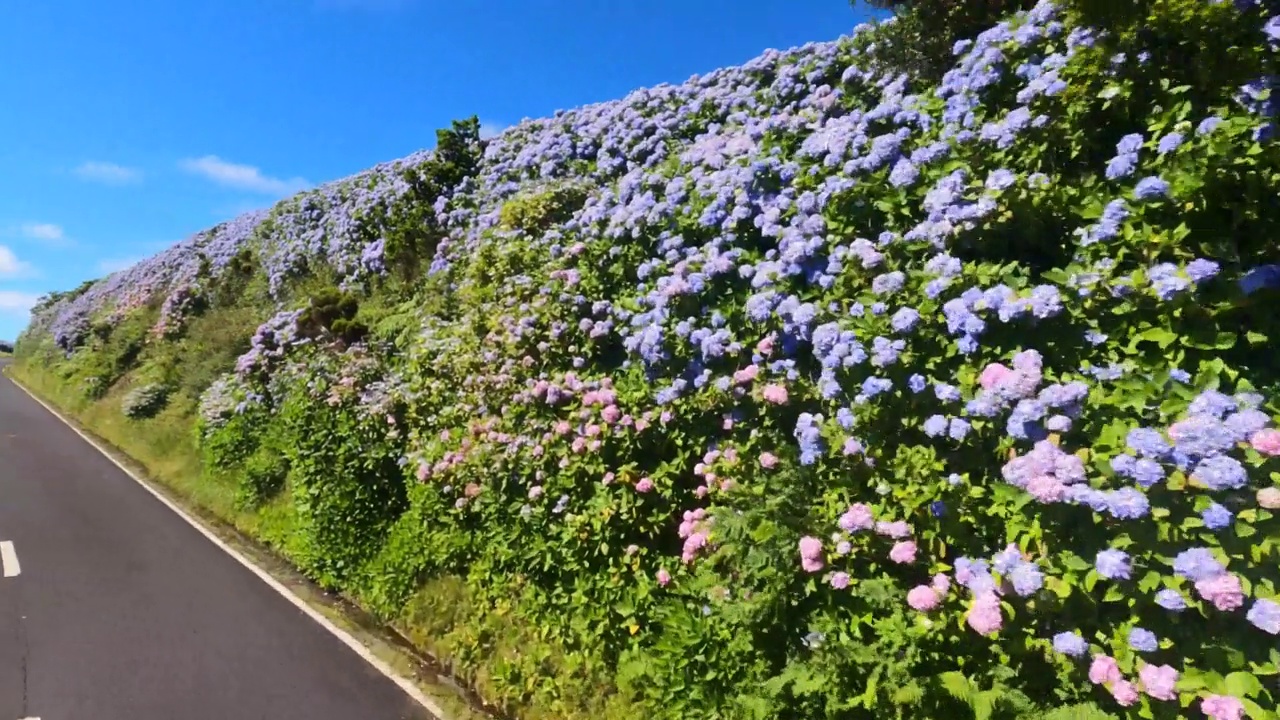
[1173,547,1224,582]
[1126,427,1171,458]
[1192,455,1248,491]
[1052,631,1088,657]
[1128,627,1158,652]
[1154,589,1187,611]
[1246,598,1280,635]
[1008,562,1044,596]
[1239,264,1280,296]
[891,307,921,333]
[1095,549,1131,580]
[1134,176,1170,200]
[1186,258,1220,283]
[1201,502,1234,531]
[923,415,949,437]
[1132,458,1166,488]
[908,374,927,393]
[934,383,961,402]
[1105,487,1150,520]
[1156,132,1184,155]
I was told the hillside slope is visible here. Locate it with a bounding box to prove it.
[15,1,1280,718]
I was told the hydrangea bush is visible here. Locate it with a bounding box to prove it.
[17,1,1280,718]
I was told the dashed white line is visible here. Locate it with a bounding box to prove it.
[0,541,19,577]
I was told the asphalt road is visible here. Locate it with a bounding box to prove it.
[0,361,435,720]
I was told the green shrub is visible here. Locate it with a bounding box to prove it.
[238,446,289,508]
[277,377,409,587]
[121,383,170,419]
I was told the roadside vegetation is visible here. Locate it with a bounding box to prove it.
[12,1,1280,718]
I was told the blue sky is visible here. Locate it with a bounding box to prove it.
[0,0,882,341]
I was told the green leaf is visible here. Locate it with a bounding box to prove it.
[1225,671,1264,699]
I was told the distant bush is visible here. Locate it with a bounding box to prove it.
[121,383,170,419]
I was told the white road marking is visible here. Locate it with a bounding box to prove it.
[7,377,451,720]
[0,541,19,577]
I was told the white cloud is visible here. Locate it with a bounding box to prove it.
[74,161,142,185]
[0,245,33,277]
[479,120,507,140]
[97,257,143,274]
[20,223,64,242]
[0,290,39,315]
[179,155,310,196]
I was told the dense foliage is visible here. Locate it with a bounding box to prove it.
[15,1,1280,718]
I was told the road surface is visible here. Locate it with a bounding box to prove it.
[0,360,435,720]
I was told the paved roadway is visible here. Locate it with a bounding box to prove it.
[0,359,435,720]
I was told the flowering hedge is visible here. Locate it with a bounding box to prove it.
[17,1,1280,718]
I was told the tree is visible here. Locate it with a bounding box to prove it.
[851,0,1039,81]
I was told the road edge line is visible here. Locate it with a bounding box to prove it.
[6,374,452,720]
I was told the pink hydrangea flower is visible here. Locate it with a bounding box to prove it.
[1089,655,1121,685]
[1138,663,1179,701]
[528,485,544,500]
[762,384,789,404]
[1111,679,1139,707]
[889,540,918,564]
[966,591,1003,635]
[635,477,655,493]
[759,452,779,469]
[931,573,951,595]
[875,520,911,538]
[830,572,851,589]
[979,362,1014,390]
[1201,695,1246,720]
[838,503,875,532]
[907,585,941,611]
[1026,475,1066,503]
[733,365,760,385]
[415,463,431,481]
[1258,487,1280,509]
[656,569,671,587]
[1195,572,1245,611]
[798,536,824,573]
[756,334,775,356]
[1251,428,1280,456]
[601,405,621,424]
